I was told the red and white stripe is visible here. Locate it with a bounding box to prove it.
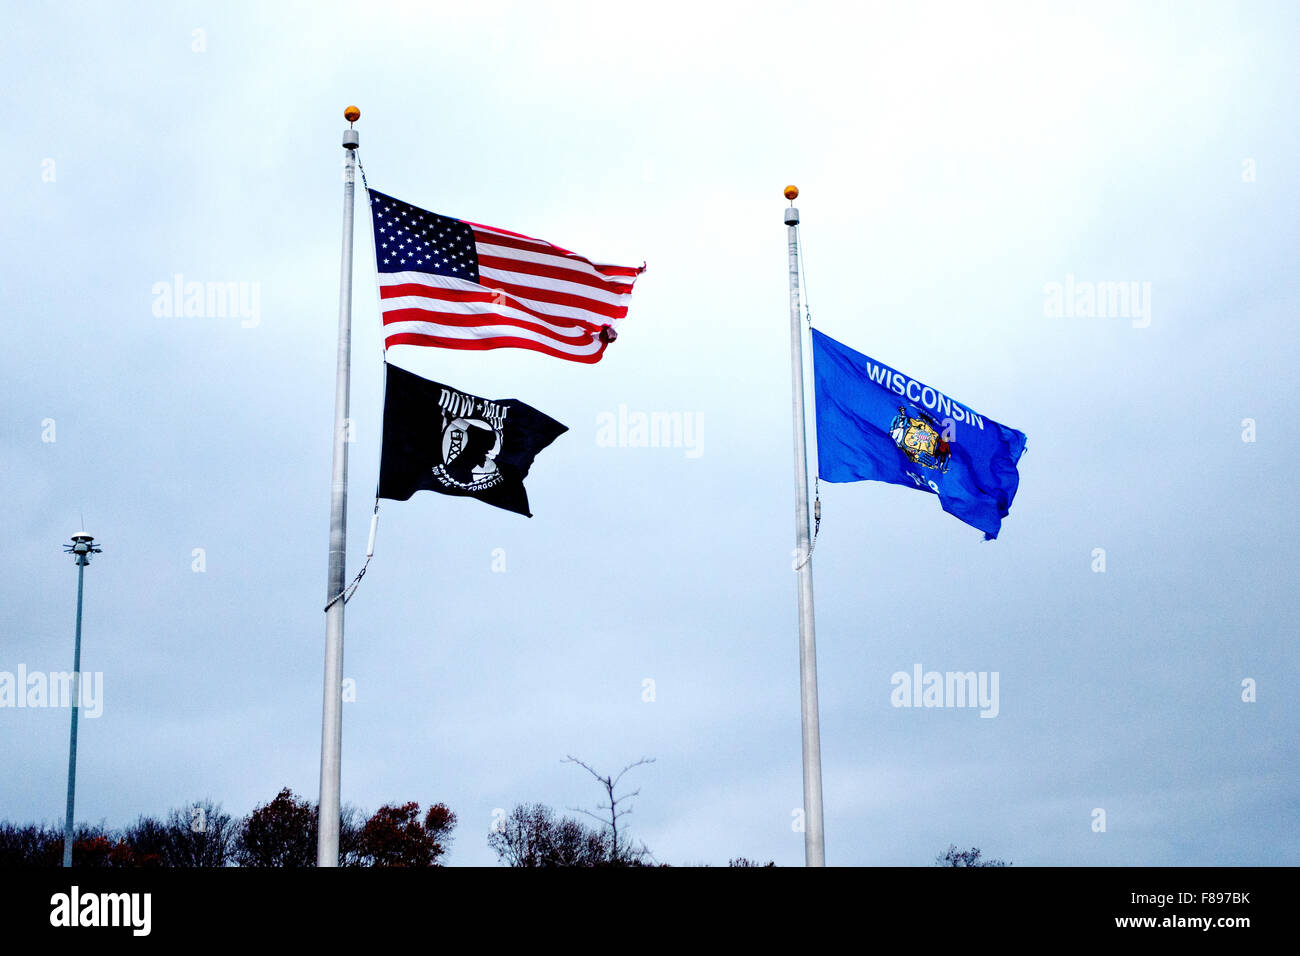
[378,220,644,364]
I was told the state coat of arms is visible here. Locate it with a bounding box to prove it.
[889,406,951,472]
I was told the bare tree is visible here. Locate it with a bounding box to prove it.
[934,844,1011,867]
[563,755,656,866]
[338,804,366,867]
[487,803,606,868]
[165,800,236,867]
[121,816,169,866]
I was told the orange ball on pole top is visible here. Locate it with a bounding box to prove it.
[784,185,799,201]
[344,105,360,124]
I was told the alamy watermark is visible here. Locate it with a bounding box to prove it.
[1044,274,1151,328]
[152,274,261,328]
[596,405,703,459]
[0,666,103,718]
[890,664,999,718]
[50,886,150,936]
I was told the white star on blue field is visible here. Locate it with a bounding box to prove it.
[370,190,480,279]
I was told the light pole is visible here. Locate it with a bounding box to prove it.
[61,531,101,867]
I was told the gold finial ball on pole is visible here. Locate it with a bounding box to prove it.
[784,185,799,202]
[344,105,361,124]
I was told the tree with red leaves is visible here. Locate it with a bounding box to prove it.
[0,792,454,867]
[235,788,318,868]
[357,802,457,867]
[72,835,114,867]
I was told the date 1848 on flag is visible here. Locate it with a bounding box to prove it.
[378,363,568,518]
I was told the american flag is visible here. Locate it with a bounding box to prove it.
[367,189,644,364]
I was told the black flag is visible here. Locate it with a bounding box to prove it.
[378,363,568,517]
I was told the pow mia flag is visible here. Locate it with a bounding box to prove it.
[378,363,568,517]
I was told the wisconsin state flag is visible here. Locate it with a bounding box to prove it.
[811,329,1028,539]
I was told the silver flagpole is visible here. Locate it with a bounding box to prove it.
[317,106,360,867]
[784,185,825,866]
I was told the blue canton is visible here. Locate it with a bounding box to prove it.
[368,190,480,283]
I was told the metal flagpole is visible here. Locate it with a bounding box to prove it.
[784,185,826,866]
[61,531,100,867]
[318,106,360,867]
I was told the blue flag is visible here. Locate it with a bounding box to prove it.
[811,328,1027,540]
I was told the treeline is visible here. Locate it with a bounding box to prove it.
[3,754,783,867]
[0,789,456,868]
[2,787,1002,868]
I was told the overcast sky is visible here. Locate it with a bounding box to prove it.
[3,0,1297,866]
